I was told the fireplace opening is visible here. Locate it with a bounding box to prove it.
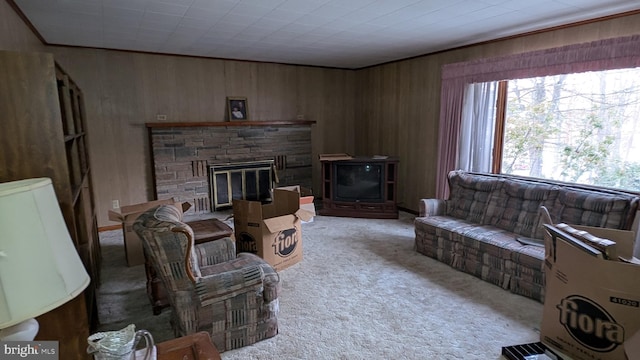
[209,160,276,210]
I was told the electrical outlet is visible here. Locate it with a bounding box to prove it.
[156,114,167,121]
[112,200,120,209]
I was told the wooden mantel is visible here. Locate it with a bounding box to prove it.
[146,120,316,128]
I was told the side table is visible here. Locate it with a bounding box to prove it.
[157,332,221,360]
[187,218,235,245]
[134,332,221,360]
[145,218,234,315]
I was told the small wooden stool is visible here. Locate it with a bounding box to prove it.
[145,218,233,315]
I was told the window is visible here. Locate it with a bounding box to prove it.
[492,68,640,192]
[437,35,640,198]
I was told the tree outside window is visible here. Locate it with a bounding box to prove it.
[497,67,640,192]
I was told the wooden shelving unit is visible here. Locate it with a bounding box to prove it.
[0,50,100,360]
[319,157,399,219]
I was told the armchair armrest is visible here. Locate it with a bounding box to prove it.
[194,237,236,266]
[419,198,446,217]
[195,263,265,304]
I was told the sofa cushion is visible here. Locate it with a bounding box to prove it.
[415,214,547,301]
[457,225,525,260]
[446,171,502,223]
[552,188,637,229]
[485,180,559,239]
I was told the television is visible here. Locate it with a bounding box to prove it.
[333,162,385,202]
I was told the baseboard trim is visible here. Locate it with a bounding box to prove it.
[398,206,418,215]
[99,207,416,232]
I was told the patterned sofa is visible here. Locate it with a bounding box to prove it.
[414,170,640,302]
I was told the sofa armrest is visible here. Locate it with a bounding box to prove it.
[419,198,446,217]
[194,237,236,266]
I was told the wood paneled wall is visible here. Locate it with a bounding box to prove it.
[355,12,640,212]
[2,0,640,223]
[0,0,44,51]
[46,48,355,226]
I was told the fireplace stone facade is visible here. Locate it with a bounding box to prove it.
[147,121,314,213]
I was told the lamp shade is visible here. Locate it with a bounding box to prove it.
[0,178,90,329]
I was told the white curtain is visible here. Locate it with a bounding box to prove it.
[457,82,498,172]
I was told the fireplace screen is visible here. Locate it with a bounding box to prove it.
[209,160,275,210]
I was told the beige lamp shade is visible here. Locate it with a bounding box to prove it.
[0,178,90,329]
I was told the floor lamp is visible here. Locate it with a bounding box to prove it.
[0,178,90,341]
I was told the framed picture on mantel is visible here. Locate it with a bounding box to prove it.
[227,97,248,121]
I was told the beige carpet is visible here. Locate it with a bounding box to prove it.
[96,211,543,359]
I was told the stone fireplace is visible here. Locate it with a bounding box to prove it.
[147,121,314,214]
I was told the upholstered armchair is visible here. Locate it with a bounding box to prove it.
[133,204,280,352]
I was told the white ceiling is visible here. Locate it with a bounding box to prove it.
[12,0,640,69]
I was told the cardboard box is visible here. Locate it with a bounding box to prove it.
[276,185,316,222]
[541,224,640,360]
[108,198,191,266]
[232,189,313,271]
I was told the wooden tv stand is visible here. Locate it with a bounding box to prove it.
[319,156,399,219]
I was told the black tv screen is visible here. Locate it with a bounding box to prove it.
[334,162,384,202]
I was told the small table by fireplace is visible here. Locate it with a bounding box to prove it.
[209,160,275,210]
